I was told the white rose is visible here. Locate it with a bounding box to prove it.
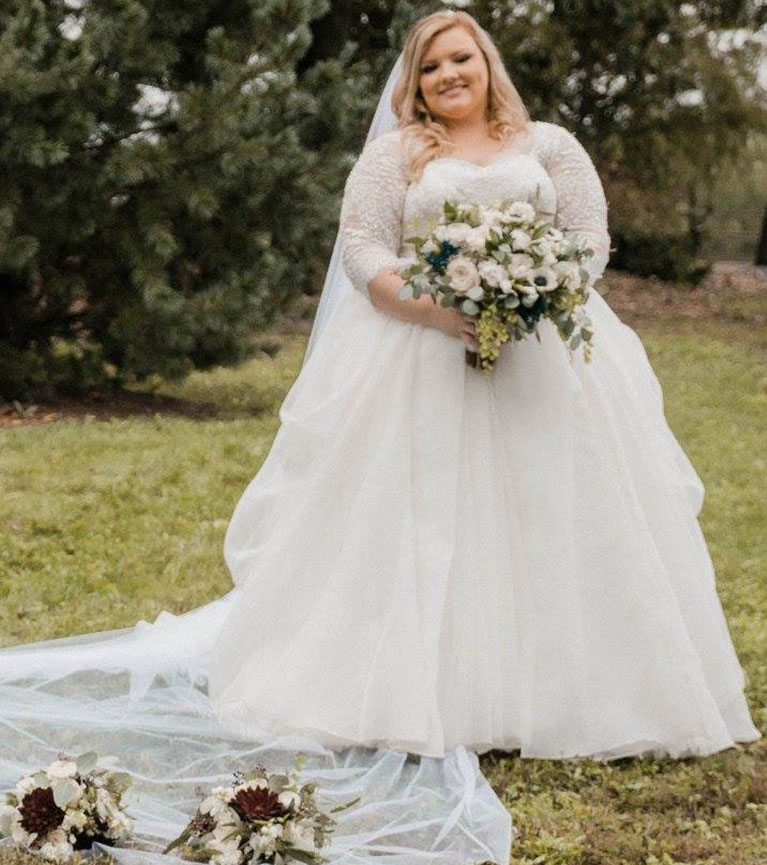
[508,252,534,271]
[510,229,533,251]
[277,790,302,812]
[46,760,78,780]
[442,222,473,246]
[480,206,505,228]
[445,256,481,295]
[477,259,506,288]
[465,225,490,254]
[504,201,536,222]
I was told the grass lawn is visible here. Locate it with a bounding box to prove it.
[1,272,766,864]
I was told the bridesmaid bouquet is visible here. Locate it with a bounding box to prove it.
[0,751,134,863]
[397,198,596,372]
[163,755,359,865]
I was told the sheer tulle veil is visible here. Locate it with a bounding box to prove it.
[0,46,514,865]
[301,51,404,368]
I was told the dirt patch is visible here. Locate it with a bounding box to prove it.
[0,389,223,428]
[601,261,767,326]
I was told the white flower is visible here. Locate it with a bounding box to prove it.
[480,205,505,228]
[211,817,240,843]
[510,229,533,251]
[277,790,302,812]
[441,221,473,247]
[499,279,516,295]
[465,225,490,254]
[46,760,78,780]
[477,259,507,288]
[15,776,38,798]
[283,820,317,852]
[0,804,17,837]
[508,252,534,271]
[37,829,72,864]
[520,290,540,306]
[260,822,284,841]
[10,811,33,845]
[530,266,558,293]
[504,201,536,222]
[554,260,580,289]
[445,255,481,295]
[210,838,243,865]
[200,795,233,817]
[62,809,88,832]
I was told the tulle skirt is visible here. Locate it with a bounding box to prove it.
[208,286,760,760]
[0,285,760,865]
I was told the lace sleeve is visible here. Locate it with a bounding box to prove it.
[339,130,413,300]
[534,121,611,285]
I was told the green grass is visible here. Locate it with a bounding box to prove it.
[1,311,766,865]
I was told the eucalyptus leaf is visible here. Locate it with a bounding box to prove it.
[52,778,81,808]
[268,774,290,792]
[284,847,321,864]
[397,284,413,301]
[461,299,479,315]
[75,751,98,774]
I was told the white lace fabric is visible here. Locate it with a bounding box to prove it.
[339,120,611,298]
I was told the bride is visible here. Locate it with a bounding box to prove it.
[0,9,760,865]
[206,8,760,761]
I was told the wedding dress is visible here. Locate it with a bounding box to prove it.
[0,106,760,865]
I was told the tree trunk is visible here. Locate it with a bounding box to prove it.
[756,205,767,267]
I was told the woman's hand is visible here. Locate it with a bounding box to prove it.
[425,304,478,351]
[367,267,477,349]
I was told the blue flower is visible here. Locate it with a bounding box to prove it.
[425,241,459,274]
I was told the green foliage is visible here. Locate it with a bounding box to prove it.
[0,0,360,399]
[312,0,767,274]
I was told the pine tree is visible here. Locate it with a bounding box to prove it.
[0,0,357,398]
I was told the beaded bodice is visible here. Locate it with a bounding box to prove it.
[339,120,610,299]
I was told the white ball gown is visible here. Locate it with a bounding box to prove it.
[0,119,760,865]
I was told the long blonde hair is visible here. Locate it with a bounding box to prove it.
[391,10,530,182]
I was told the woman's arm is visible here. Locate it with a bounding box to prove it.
[535,121,611,286]
[339,131,476,346]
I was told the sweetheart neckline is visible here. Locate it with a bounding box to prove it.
[427,151,537,170]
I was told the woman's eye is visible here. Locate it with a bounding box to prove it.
[456,55,470,62]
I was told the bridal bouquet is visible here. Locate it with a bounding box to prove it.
[0,751,134,863]
[163,756,359,865]
[397,198,596,372]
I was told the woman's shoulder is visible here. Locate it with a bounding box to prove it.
[529,120,597,172]
[357,128,408,162]
[530,119,580,155]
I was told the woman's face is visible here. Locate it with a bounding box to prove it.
[418,27,489,126]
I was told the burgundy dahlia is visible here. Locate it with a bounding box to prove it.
[230,786,288,821]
